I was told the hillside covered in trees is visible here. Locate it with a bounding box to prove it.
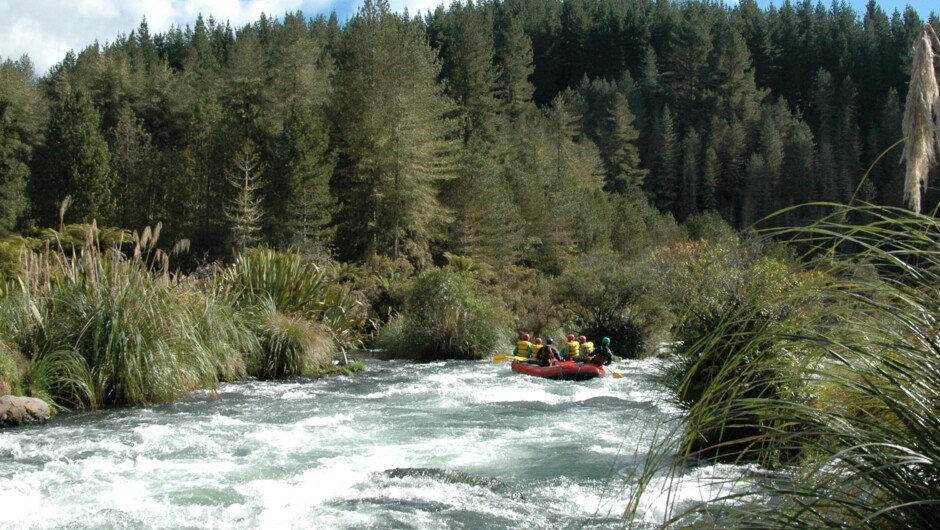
[1,0,938,268]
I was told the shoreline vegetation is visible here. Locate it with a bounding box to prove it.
[0,0,938,526]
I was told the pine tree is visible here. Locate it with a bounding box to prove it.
[679,129,701,220]
[665,3,714,125]
[271,12,333,131]
[110,104,153,228]
[445,140,525,266]
[33,91,115,225]
[181,94,232,249]
[649,105,678,214]
[701,144,720,211]
[225,140,264,251]
[495,13,536,121]
[604,91,648,193]
[0,57,44,234]
[545,91,583,183]
[708,25,765,124]
[270,108,337,255]
[331,0,460,264]
[220,28,271,139]
[434,2,501,145]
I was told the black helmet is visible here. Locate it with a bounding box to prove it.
[547,338,554,345]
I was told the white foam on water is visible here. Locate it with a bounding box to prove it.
[0,358,757,529]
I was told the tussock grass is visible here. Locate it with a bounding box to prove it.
[0,231,368,410]
[249,298,334,379]
[642,204,940,529]
[7,247,230,408]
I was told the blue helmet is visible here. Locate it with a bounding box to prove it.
[602,337,610,345]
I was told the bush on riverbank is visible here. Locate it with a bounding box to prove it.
[375,267,511,361]
[551,252,671,358]
[0,230,372,411]
[5,245,224,408]
[219,247,366,378]
[645,205,940,527]
[649,235,822,461]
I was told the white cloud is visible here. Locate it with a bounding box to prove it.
[0,0,454,76]
[387,0,447,17]
[0,0,337,75]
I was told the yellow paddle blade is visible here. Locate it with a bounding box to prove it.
[611,371,623,379]
[492,355,526,363]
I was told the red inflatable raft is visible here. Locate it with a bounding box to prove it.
[510,359,606,381]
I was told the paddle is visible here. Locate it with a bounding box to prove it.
[492,355,528,363]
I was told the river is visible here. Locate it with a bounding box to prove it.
[0,357,751,529]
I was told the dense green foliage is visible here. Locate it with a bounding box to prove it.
[219,246,366,378]
[0,230,370,409]
[630,205,940,527]
[0,4,938,527]
[0,0,933,265]
[375,267,511,361]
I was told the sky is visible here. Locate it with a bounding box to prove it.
[0,0,937,76]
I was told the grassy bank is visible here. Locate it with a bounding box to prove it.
[0,229,366,411]
[638,204,940,528]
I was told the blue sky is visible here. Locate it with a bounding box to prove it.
[0,0,936,76]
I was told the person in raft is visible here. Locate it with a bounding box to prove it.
[530,337,544,359]
[537,338,563,367]
[513,333,533,358]
[578,335,594,360]
[588,337,614,366]
[564,334,580,360]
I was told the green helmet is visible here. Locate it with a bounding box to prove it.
[602,337,610,345]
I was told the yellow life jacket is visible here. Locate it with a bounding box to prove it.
[580,342,594,357]
[530,344,543,359]
[514,340,532,357]
[567,340,580,359]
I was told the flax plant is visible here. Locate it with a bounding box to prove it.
[220,247,365,377]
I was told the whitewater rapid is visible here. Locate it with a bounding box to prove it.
[0,357,750,529]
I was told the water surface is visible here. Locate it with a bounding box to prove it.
[0,357,745,529]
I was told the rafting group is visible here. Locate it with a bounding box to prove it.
[513,333,614,367]
[497,333,617,381]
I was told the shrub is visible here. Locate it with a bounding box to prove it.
[484,264,555,336]
[552,252,671,358]
[642,205,940,528]
[375,267,511,361]
[649,236,818,461]
[220,247,366,377]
